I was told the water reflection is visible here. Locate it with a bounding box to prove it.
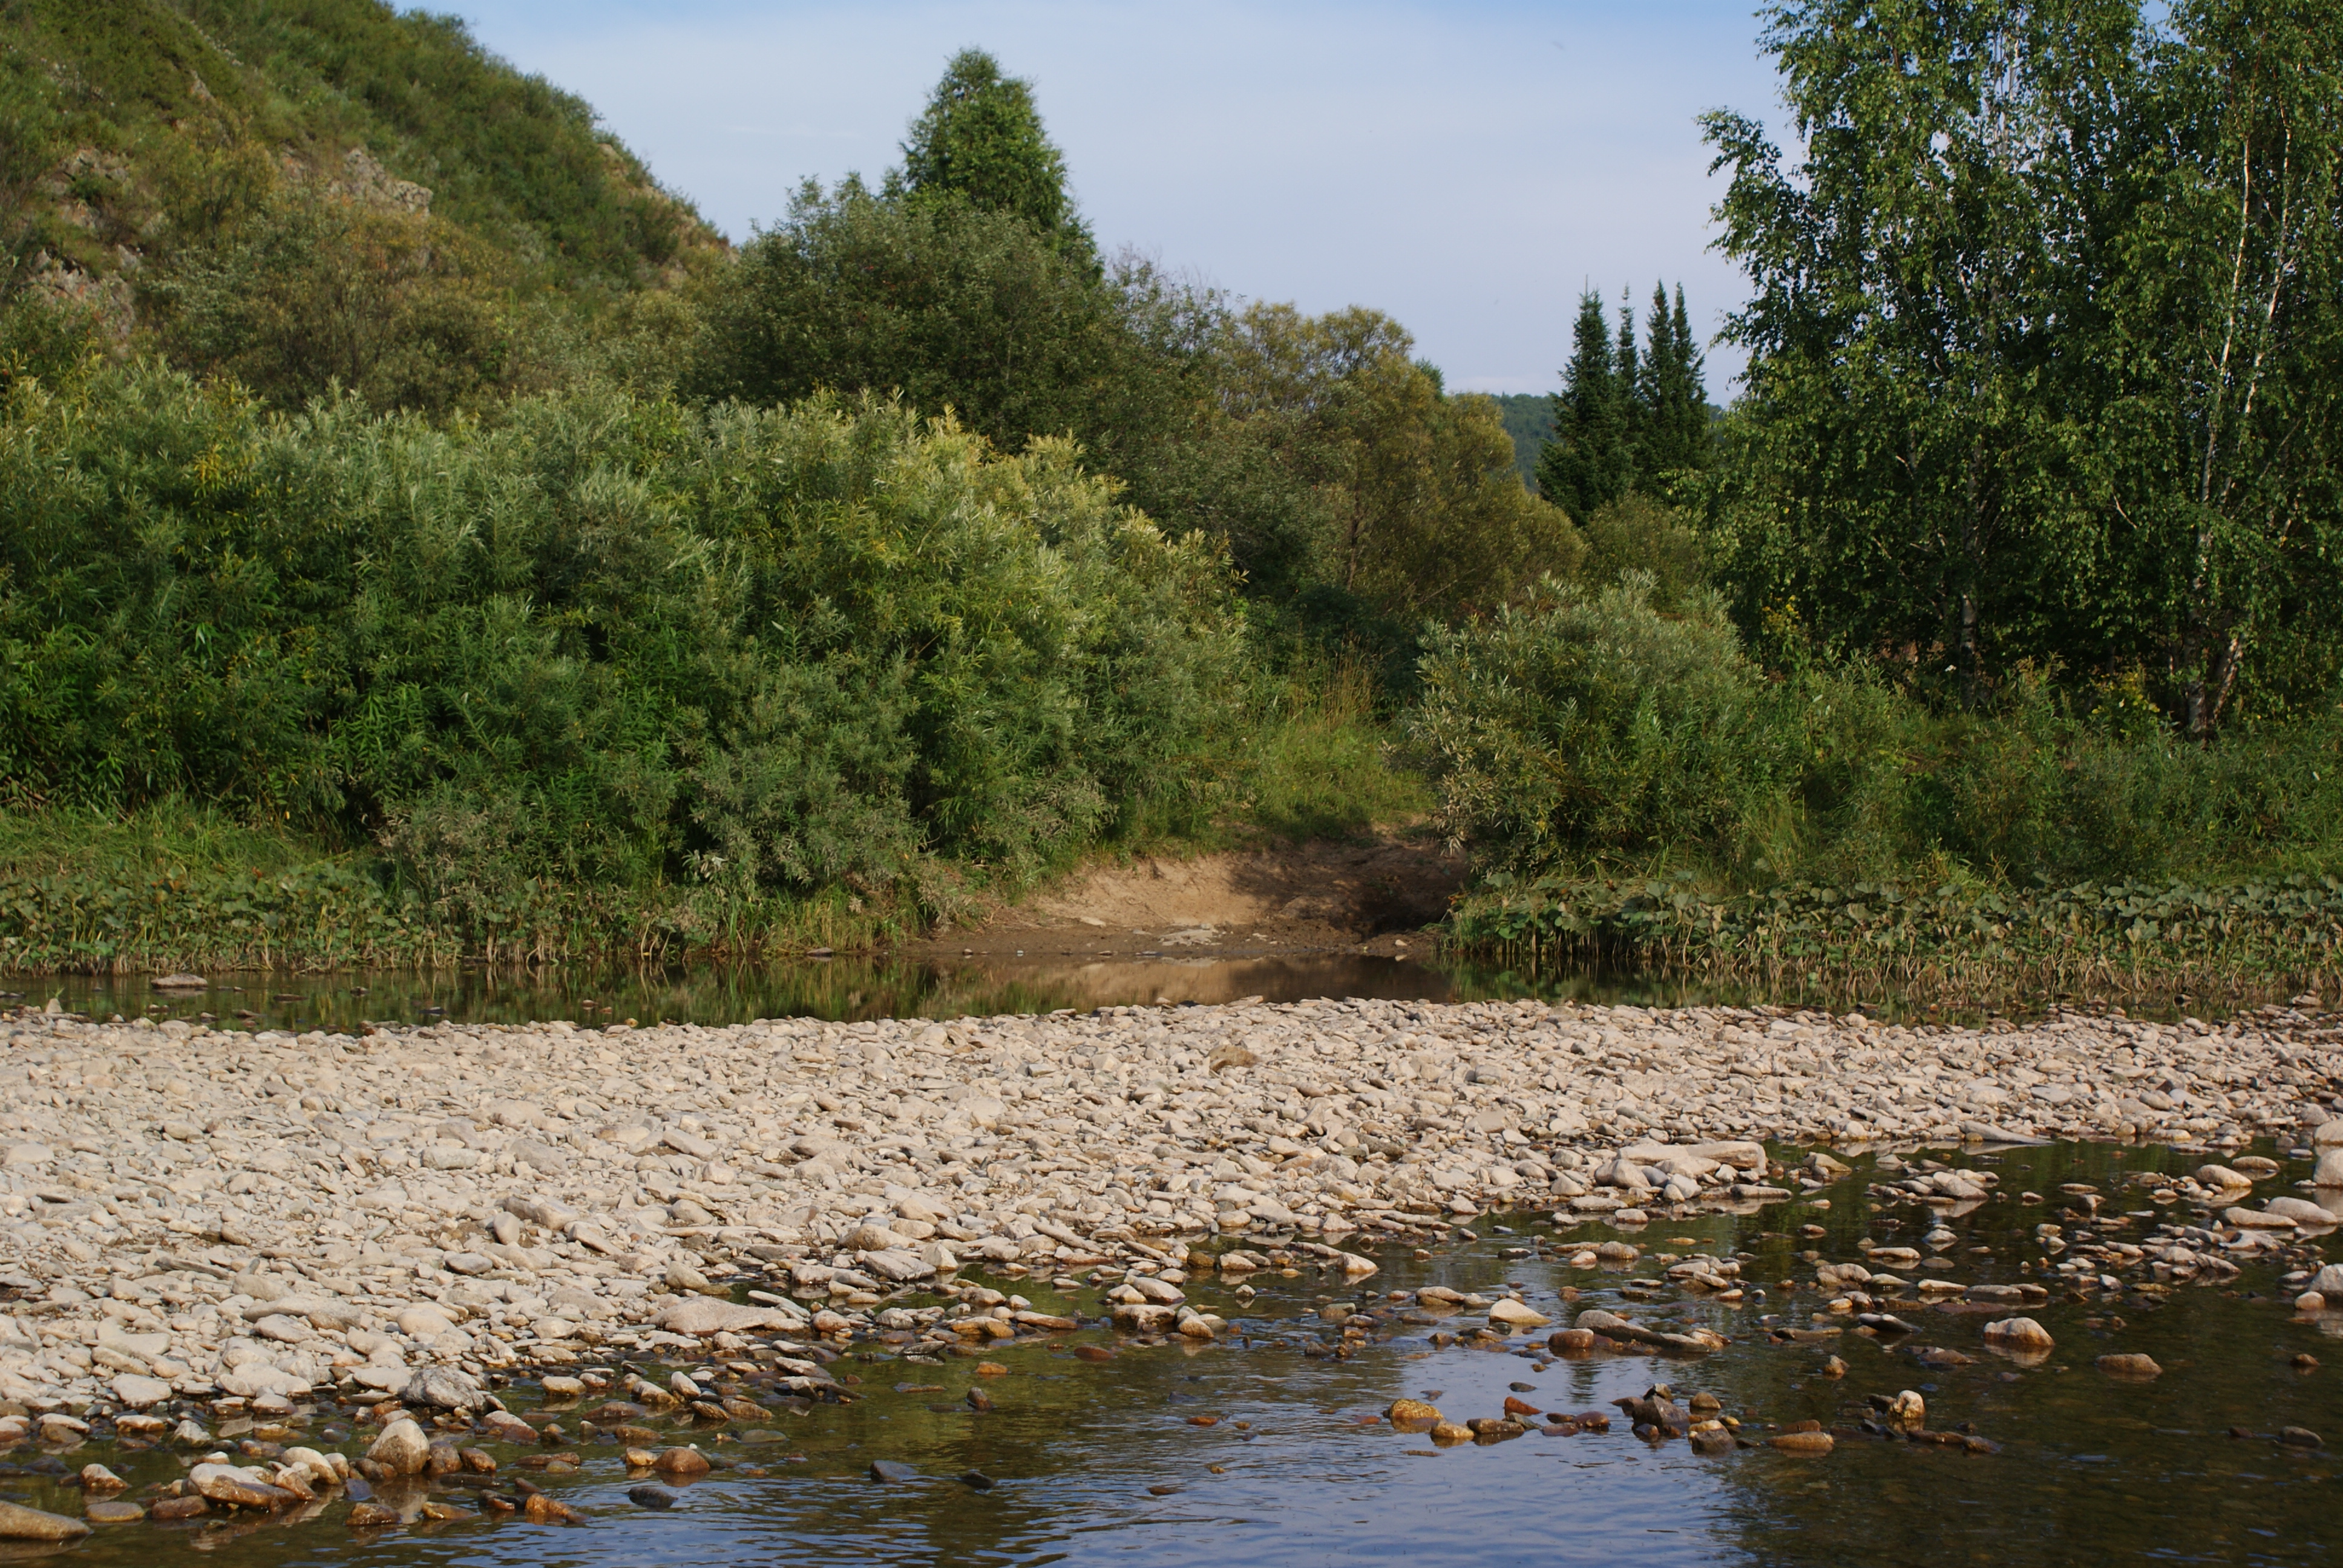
[1,1142,2335,1564]
[1,954,1730,1033]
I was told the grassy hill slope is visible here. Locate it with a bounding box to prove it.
[2,0,719,370]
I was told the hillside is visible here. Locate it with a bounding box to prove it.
[1484,391,1552,488]
[1,0,721,381]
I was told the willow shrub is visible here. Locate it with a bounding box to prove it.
[1406,575,1795,871]
[0,362,1245,918]
[1408,574,2343,889]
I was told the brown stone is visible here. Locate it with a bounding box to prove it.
[0,1501,91,1542]
[2097,1353,2163,1378]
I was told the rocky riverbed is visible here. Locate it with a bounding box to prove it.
[0,991,2341,1543]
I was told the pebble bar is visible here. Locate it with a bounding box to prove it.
[0,991,2333,1419]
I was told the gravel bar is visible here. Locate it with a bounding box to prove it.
[0,992,2337,1424]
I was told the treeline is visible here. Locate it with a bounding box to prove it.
[2,5,2340,976]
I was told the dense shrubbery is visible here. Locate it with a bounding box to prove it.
[0,361,1243,937]
[1411,574,2343,889]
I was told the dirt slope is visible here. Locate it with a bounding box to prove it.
[909,833,1464,961]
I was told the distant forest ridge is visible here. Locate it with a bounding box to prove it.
[1483,392,1554,488]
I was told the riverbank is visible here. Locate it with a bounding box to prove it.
[2,990,2338,1369]
[1,992,2342,1552]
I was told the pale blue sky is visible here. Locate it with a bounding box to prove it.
[448,1,1787,394]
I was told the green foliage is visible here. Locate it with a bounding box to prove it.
[1535,284,1709,518]
[1578,493,1707,609]
[1219,664,1429,843]
[156,195,516,416]
[1449,869,2343,996]
[1705,0,2343,730]
[174,0,709,289]
[1535,291,1631,520]
[694,178,1152,463]
[1485,393,1553,486]
[1215,303,1581,626]
[1411,573,2343,895]
[1635,283,1709,479]
[0,37,57,307]
[0,361,1247,949]
[1407,577,1792,868]
[893,48,1095,264]
[0,0,716,422]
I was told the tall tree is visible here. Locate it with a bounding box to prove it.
[1637,282,1710,476]
[1706,0,2342,728]
[2092,0,2343,734]
[1536,290,1631,520]
[1704,0,2145,701]
[893,48,1095,263]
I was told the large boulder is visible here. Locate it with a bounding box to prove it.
[366,1419,431,1476]
[402,1367,488,1413]
[651,1298,807,1336]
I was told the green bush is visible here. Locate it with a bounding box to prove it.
[0,360,1245,925]
[1411,577,2343,892]
[1406,575,1792,869]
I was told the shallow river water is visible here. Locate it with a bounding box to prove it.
[2,1139,2338,1566]
[2,955,1724,1034]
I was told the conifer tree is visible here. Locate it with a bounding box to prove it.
[894,50,1095,263]
[1636,281,1709,475]
[1614,288,1640,468]
[1535,290,1631,520]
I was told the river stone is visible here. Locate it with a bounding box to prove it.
[2313,1264,2343,1297]
[367,1418,431,1476]
[151,1497,208,1522]
[2197,1165,2253,1190]
[846,1221,909,1252]
[1110,1302,1178,1333]
[404,1367,488,1412]
[79,1464,125,1493]
[110,1373,172,1410]
[1489,1298,1551,1328]
[2226,1206,2298,1230]
[191,1464,298,1510]
[655,1447,711,1475]
[396,1304,456,1339]
[1386,1399,1441,1426]
[1768,1431,1835,1455]
[2097,1353,2163,1377]
[2266,1196,2339,1226]
[85,1500,143,1524]
[0,1501,90,1541]
[347,1501,400,1528]
[219,1364,306,1399]
[629,1485,680,1509]
[251,1312,314,1344]
[1982,1317,2054,1351]
[2315,1120,2343,1149]
[653,1298,805,1334]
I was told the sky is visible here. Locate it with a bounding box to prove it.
[447,0,1790,395]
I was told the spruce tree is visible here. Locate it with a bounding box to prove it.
[1535,290,1630,520]
[895,50,1095,263]
[1667,283,1709,469]
[1636,280,1677,468]
[1614,288,1640,471]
